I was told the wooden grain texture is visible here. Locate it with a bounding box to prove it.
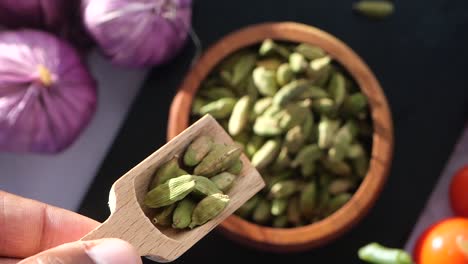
[167,22,394,252]
[81,115,265,262]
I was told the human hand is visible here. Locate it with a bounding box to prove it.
[0,191,142,264]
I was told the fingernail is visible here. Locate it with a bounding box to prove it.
[84,238,142,264]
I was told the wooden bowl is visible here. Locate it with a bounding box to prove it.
[167,22,393,252]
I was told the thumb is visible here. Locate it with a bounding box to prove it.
[18,238,142,264]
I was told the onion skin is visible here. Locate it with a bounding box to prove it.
[0,0,67,30]
[0,30,97,154]
[0,1,94,53]
[83,0,192,67]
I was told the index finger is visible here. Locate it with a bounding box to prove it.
[0,191,100,258]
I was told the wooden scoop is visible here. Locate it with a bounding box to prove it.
[80,114,265,262]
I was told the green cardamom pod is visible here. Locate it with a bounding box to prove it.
[152,204,176,226]
[298,85,329,100]
[252,199,271,224]
[285,126,306,154]
[252,97,273,118]
[236,195,260,218]
[347,143,366,159]
[289,52,307,73]
[256,58,282,70]
[264,170,292,190]
[328,72,347,106]
[318,117,340,149]
[259,39,290,58]
[295,43,326,60]
[302,110,314,140]
[193,176,223,196]
[272,146,292,171]
[287,196,302,226]
[226,159,243,175]
[234,76,250,98]
[231,53,257,86]
[199,98,237,119]
[328,120,357,162]
[218,50,250,72]
[316,187,330,217]
[183,135,214,167]
[278,103,308,130]
[191,96,207,115]
[189,193,230,228]
[299,182,317,220]
[353,0,394,19]
[358,243,413,264]
[338,120,359,140]
[210,172,237,192]
[194,144,242,176]
[309,56,331,72]
[291,144,322,168]
[307,56,332,84]
[262,104,282,117]
[271,198,288,216]
[315,69,333,88]
[172,199,196,229]
[301,161,316,178]
[342,92,368,117]
[269,180,298,199]
[251,139,282,170]
[246,76,259,101]
[253,115,283,136]
[321,158,352,176]
[228,95,252,136]
[253,66,278,96]
[272,215,289,228]
[219,70,233,86]
[312,98,336,116]
[326,193,352,216]
[246,136,265,158]
[149,157,188,189]
[273,79,310,106]
[144,175,196,208]
[276,63,294,86]
[328,179,355,195]
[298,97,313,108]
[258,38,276,56]
[199,86,236,100]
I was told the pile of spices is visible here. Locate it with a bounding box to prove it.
[191,39,373,227]
[144,135,242,229]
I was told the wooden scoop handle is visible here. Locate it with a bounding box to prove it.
[81,176,180,262]
[81,115,265,262]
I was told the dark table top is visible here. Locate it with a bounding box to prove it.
[79,0,468,262]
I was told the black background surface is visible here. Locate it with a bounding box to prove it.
[79,0,468,262]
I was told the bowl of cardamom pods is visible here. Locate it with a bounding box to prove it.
[168,22,393,252]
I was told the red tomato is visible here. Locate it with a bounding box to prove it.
[450,166,468,217]
[414,218,468,264]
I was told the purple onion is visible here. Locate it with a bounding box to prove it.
[0,0,95,53]
[0,0,67,30]
[0,30,97,154]
[83,0,192,67]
